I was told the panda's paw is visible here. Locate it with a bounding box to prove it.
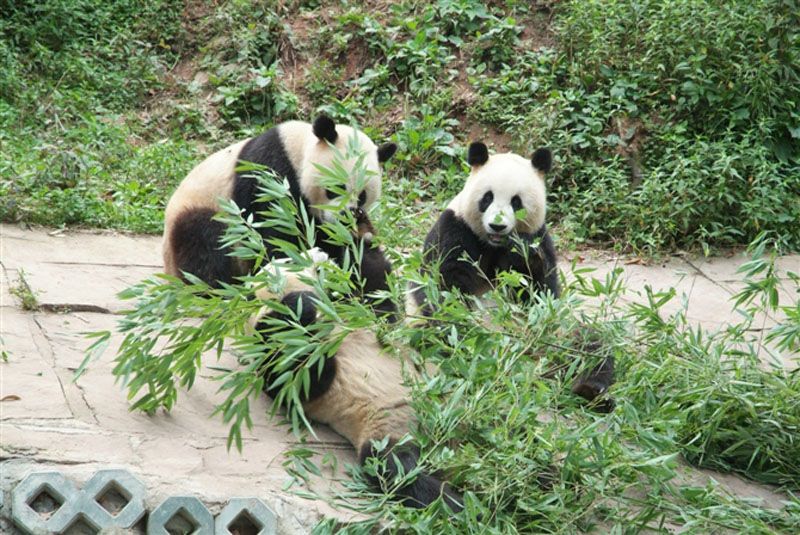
[571,379,616,413]
[307,247,329,265]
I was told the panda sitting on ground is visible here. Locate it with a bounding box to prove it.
[162,115,397,317]
[410,142,614,408]
[251,250,464,512]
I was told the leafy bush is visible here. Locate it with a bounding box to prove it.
[0,0,183,115]
[558,0,800,160]
[0,0,194,230]
[545,0,800,251]
[5,0,798,253]
[553,131,800,251]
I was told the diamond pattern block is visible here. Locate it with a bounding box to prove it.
[216,497,277,534]
[6,470,278,534]
[147,496,214,535]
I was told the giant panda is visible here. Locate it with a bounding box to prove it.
[251,252,464,512]
[162,115,397,316]
[410,142,615,409]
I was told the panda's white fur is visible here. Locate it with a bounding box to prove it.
[162,116,396,288]
[163,139,248,278]
[448,152,547,246]
[252,254,463,510]
[254,277,414,453]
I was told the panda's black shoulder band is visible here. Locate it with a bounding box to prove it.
[313,115,338,144]
[467,142,489,166]
[531,147,552,173]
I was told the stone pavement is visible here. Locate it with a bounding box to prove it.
[562,249,799,370]
[0,224,797,532]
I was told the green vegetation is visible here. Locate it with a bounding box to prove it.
[81,159,800,532]
[2,0,798,251]
[9,0,796,530]
[10,269,39,311]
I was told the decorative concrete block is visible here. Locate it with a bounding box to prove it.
[11,471,78,534]
[81,469,146,528]
[215,497,277,534]
[11,469,147,533]
[11,470,282,535]
[148,496,214,535]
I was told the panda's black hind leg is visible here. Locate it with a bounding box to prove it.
[170,207,233,287]
[571,356,616,413]
[258,290,319,328]
[256,291,337,402]
[359,441,464,513]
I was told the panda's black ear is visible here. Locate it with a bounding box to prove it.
[313,115,338,144]
[377,142,397,163]
[467,142,489,166]
[531,147,552,173]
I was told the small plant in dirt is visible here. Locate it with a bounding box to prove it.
[10,269,39,311]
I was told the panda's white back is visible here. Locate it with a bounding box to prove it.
[164,138,250,225]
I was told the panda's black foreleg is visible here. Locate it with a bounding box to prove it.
[358,245,399,322]
[410,259,485,322]
[440,260,487,297]
[255,291,337,402]
[359,441,464,513]
[506,230,560,300]
[319,239,399,321]
[410,282,436,318]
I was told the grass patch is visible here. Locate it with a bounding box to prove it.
[3,0,798,253]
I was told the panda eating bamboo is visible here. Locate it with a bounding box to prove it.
[162,115,397,317]
[410,142,615,409]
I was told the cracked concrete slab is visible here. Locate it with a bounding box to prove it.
[1,224,162,267]
[2,224,162,313]
[688,252,799,283]
[1,224,798,531]
[0,225,355,532]
[1,308,73,420]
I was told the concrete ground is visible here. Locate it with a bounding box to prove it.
[1,224,797,532]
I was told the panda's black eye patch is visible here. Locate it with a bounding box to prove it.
[325,188,337,200]
[511,195,523,212]
[358,190,367,207]
[478,191,493,213]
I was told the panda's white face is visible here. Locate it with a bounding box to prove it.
[299,125,384,222]
[452,153,547,246]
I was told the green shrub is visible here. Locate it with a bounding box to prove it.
[557,0,800,161]
[468,0,800,252]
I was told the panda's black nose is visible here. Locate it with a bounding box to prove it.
[489,223,507,232]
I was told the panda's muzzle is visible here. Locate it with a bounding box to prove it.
[348,206,375,242]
